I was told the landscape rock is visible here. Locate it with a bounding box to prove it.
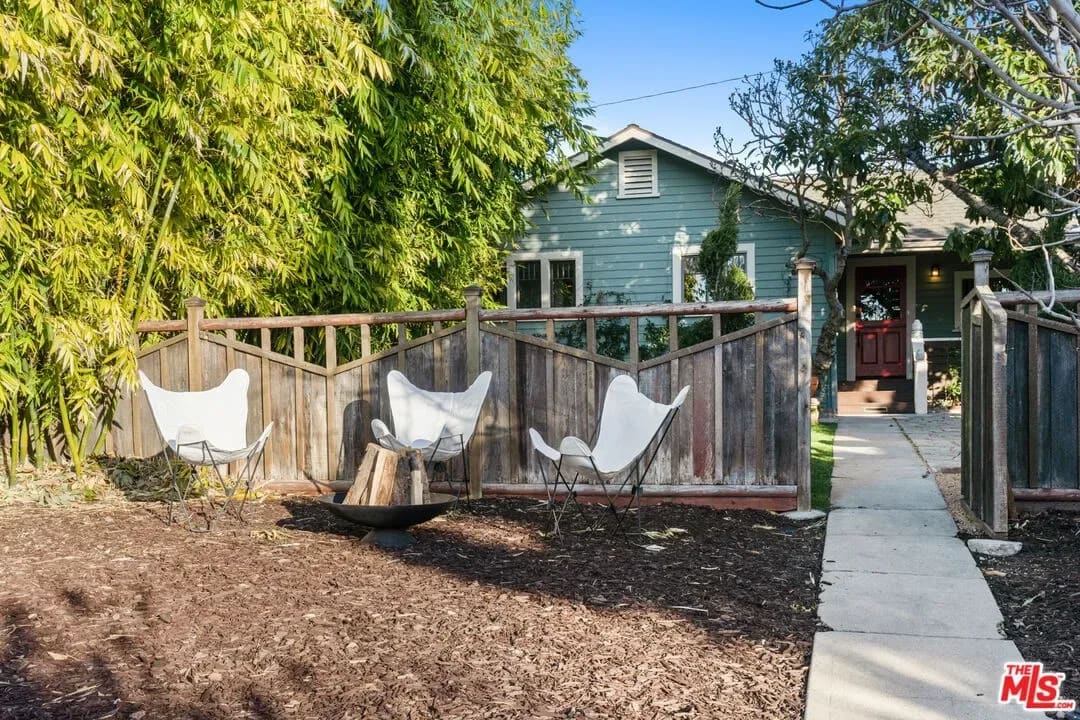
[782,509,826,521]
[967,539,1022,557]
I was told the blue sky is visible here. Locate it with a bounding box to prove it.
[569,1,832,156]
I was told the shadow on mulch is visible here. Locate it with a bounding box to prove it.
[0,497,825,720]
[278,496,825,646]
[976,511,1080,702]
[1,598,295,720]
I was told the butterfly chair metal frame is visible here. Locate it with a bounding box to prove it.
[371,370,492,503]
[529,376,689,539]
[140,369,273,532]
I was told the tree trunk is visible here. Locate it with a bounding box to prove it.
[810,249,849,401]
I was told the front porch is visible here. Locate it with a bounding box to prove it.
[831,250,967,415]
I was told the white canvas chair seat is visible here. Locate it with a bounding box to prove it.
[139,368,273,529]
[528,375,689,536]
[370,370,492,494]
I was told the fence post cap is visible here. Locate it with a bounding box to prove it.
[463,285,483,299]
[971,249,994,261]
[184,297,207,308]
[794,258,817,271]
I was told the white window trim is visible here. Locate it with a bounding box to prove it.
[671,243,756,302]
[617,150,659,199]
[506,250,584,309]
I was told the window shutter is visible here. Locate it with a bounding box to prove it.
[618,150,658,198]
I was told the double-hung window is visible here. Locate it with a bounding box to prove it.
[506,251,584,309]
[671,243,756,303]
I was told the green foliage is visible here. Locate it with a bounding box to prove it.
[694,182,755,334]
[639,318,712,362]
[554,285,725,363]
[0,0,595,482]
[639,321,671,362]
[715,267,755,334]
[699,183,742,296]
[822,2,1079,284]
[554,286,632,360]
[305,0,597,313]
[722,46,933,251]
[937,367,962,409]
[718,43,931,387]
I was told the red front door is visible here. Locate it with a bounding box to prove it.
[855,266,906,378]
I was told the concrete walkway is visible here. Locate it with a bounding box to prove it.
[893,413,962,473]
[804,416,1027,720]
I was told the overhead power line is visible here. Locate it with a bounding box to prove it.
[591,71,773,108]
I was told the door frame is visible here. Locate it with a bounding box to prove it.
[844,255,916,381]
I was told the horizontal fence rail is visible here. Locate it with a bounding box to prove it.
[112,262,816,509]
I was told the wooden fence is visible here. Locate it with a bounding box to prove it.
[109,260,816,510]
[961,250,1080,534]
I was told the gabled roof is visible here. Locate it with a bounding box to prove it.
[552,124,1027,248]
[553,124,847,225]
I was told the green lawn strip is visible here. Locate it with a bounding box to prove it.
[811,422,837,510]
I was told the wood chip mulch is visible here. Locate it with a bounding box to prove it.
[976,511,1080,702]
[0,497,824,719]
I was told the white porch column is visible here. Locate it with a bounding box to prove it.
[911,319,928,415]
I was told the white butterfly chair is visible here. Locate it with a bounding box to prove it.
[139,368,273,529]
[528,375,689,536]
[370,370,492,498]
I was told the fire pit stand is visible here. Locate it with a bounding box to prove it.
[317,492,457,548]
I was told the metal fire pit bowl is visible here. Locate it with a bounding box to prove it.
[317,492,457,548]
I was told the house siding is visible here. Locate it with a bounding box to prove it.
[914,251,969,338]
[521,148,836,345]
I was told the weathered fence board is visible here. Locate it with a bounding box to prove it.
[722,333,756,485]
[111,266,816,507]
[961,251,1080,535]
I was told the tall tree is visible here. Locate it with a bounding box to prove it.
[716,45,931,392]
[1,0,388,478]
[303,0,597,315]
[0,0,594,479]
[766,0,1080,322]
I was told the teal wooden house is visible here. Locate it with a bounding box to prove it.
[513,125,982,414]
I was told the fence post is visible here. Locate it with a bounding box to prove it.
[184,298,205,391]
[973,248,992,287]
[463,285,483,499]
[795,258,815,512]
[911,320,927,414]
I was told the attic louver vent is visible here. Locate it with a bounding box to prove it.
[618,150,658,198]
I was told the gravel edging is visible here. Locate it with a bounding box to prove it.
[933,470,983,536]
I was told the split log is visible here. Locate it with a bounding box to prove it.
[406,449,430,505]
[344,443,431,506]
[344,443,399,505]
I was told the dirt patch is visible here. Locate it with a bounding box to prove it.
[934,471,982,536]
[975,512,1080,702]
[0,498,825,719]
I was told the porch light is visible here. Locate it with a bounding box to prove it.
[930,264,941,279]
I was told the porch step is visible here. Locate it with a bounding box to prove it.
[840,401,915,414]
[837,379,914,415]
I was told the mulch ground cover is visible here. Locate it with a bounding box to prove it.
[0,497,824,720]
[976,512,1080,702]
